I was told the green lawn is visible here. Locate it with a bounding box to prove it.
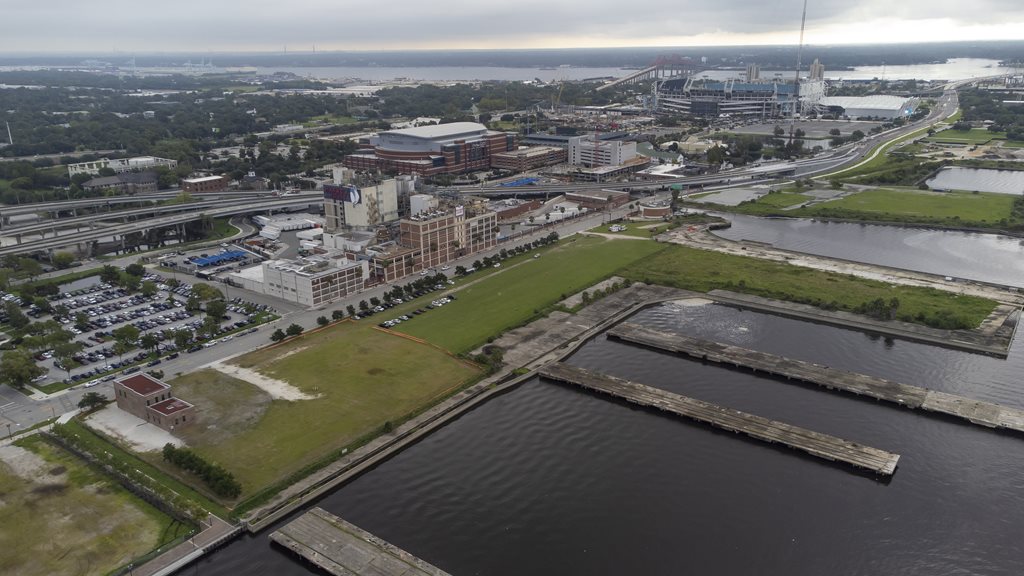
[398,235,668,353]
[0,435,190,576]
[168,322,481,496]
[804,187,1015,224]
[621,244,996,330]
[927,128,1004,144]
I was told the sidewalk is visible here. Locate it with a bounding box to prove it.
[132,514,239,576]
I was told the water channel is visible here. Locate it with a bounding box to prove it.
[189,216,1024,575]
[926,167,1024,195]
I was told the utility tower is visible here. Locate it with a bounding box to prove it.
[789,0,809,148]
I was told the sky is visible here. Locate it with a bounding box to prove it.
[3,0,1024,53]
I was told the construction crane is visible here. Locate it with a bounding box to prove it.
[789,0,809,148]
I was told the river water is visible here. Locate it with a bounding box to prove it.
[712,214,1024,288]
[251,58,1011,83]
[187,214,1024,575]
[926,167,1024,195]
[191,300,1024,575]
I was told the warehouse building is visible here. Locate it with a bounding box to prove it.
[816,95,919,120]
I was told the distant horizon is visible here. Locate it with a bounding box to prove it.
[2,38,1024,57]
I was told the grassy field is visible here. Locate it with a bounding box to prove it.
[168,322,481,496]
[927,128,1004,144]
[804,187,1015,224]
[621,245,996,329]
[398,235,668,353]
[0,435,189,576]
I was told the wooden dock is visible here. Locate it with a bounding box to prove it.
[538,363,900,476]
[608,323,1024,433]
[269,507,451,576]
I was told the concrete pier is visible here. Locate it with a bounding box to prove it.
[539,363,900,476]
[608,323,1024,433]
[270,507,451,576]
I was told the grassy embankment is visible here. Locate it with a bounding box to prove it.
[165,323,481,500]
[718,187,1019,229]
[621,244,996,329]
[0,435,190,576]
[398,235,668,353]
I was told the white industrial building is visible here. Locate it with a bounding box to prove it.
[816,96,919,120]
[67,156,178,178]
[325,168,416,231]
[568,135,637,167]
[231,253,368,307]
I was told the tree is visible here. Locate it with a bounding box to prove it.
[316,316,328,327]
[346,304,356,317]
[358,300,369,312]
[369,297,380,307]
[78,391,107,411]
[53,340,84,379]
[205,299,227,320]
[74,311,90,331]
[186,295,202,313]
[100,265,121,284]
[174,329,193,350]
[270,328,286,342]
[191,283,223,301]
[16,258,42,280]
[140,333,160,356]
[112,325,140,360]
[828,128,841,136]
[455,265,466,276]
[125,263,146,277]
[32,296,52,313]
[331,310,345,321]
[286,323,304,337]
[51,252,75,269]
[201,315,221,338]
[0,349,45,389]
[122,273,141,292]
[4,301,29,330]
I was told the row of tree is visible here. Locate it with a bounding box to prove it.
[162,443,242,499]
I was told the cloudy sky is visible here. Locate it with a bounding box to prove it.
[3,0,1024,52]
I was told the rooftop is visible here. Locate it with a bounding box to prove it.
[149,397,194,416]
[818,95,915,111]
[380,122,487,140]
[118,374,170,396]
[183,175,225,184]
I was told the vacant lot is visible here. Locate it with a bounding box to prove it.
[621,244,996,329]
[804,187,1015,224]
[398,235,668,353]
[169,322,481,495]
[0,436,187,576]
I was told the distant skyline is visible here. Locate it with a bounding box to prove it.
[3,1,1024,53]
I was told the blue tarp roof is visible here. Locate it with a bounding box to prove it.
[192,251,248,267]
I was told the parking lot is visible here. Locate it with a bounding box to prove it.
[29,273,276,389]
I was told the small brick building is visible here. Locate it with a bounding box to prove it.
[113,373,195,433]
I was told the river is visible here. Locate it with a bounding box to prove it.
[250,58,1011,83]
[185,214,1024,575]
[711,214,1024,288]
[190,298,1024,575]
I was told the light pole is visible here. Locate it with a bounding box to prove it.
[6,423,10,440]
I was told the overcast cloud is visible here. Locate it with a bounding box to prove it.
[3,0,1024,52]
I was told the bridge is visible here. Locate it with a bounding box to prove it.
[597,55,705,92]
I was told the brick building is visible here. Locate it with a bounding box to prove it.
[344,122,515,176]
[113,373,195,433]
[399,208,498,270]
[182,175,228,193]
[490,146,567,172]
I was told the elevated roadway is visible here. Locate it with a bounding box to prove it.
[0,189,278,221]
[1,193,319,240]
[0,195,323,257]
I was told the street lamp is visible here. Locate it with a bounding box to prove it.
[6,423,10,440]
